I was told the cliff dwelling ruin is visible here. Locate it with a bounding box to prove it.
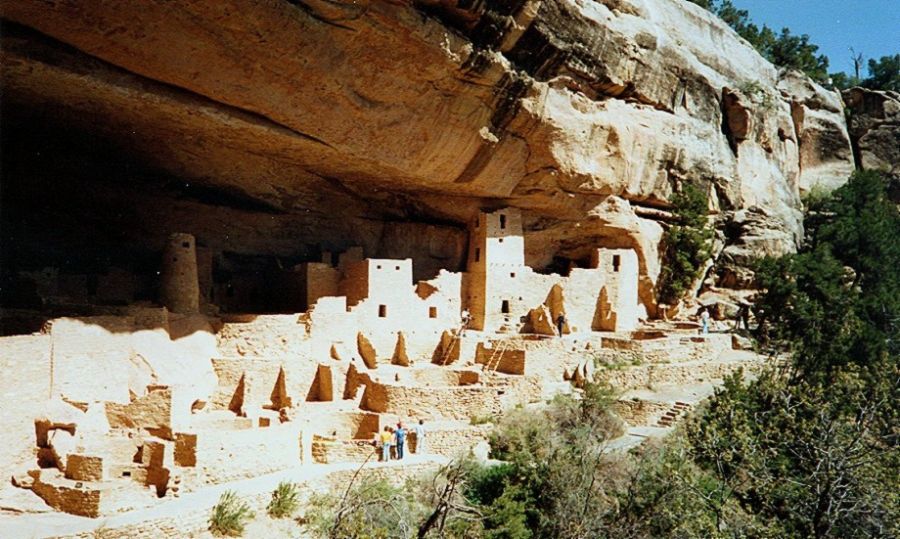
[4,0,889,534]
[0,194,758,531]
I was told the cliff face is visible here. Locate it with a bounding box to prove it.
[0,0,858,312]
[843,88,900,176]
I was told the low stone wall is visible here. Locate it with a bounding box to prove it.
[602,333,732,363]
[215,314,309,358]
[312,423,491,464]
[475,343,526,374]
[360,383,505,419]
[31,470,104,518]
[188,423,303,485]
[613,399,671,427]
[417,424,492,458]
[311,436,377,464]
[601,357,761,391]
[55,461,444,539]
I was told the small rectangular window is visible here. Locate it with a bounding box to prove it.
[475,248,480,262]
[429,306,437,318]
[376,264,382,270]
[395,265,400,270]
[613,255,621,273]
[510,272,516,278]
[378,305,387,318]
[500,214,507,229]
[501,300,510,314]
[498,238,504,243]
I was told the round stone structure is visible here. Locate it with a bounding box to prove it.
[160,233,200,313]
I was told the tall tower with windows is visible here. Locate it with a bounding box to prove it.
[465,208,527,332]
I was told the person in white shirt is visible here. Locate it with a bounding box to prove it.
[414,419,427,454]
[460,309,471,337]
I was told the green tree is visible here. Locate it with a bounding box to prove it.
[693,170,900,538]
[765,28,829,82]
[689,369,899,538]
[483,384,625,537]
[862,54,900,92]
[829,71,859,90]
[658,184,713,305]
[753,171,900,379]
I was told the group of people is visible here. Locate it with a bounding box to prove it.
[698,301,752,335]
[373,419,427,462]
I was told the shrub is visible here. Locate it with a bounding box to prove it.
[469,413,496,425]
[465,462,516,506]
[304,477,423,538]
[658,183,713,304]
[209,490,254,537]
[481,384,626,537]
[267,481,301,519]
[737,79,775,110]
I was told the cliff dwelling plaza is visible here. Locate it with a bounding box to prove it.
[13,0,884,530]
[0,204,757,534]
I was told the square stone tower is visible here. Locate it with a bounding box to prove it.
[590,248,640,331]
[465,208,528,332]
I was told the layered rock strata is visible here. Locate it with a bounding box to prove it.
[0,0,857,312]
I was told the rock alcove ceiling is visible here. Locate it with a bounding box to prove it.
[0,0,861,319]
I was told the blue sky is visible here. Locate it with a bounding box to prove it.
[732,0,899,75]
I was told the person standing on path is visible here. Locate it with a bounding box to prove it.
[394,422,407,460]
[735,301,751,331]
[700,308,710,335]
[371,431,380,458]
[379,426,392,462]
[414,419,427,455]
[556,313,566,337]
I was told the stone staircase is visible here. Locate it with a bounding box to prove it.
[656,401,693,428]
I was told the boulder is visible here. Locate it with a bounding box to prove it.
[843,87,900,175]
[777,69,856,194]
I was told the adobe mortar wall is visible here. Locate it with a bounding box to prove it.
[0,334,51,482]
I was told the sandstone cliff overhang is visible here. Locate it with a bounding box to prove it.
[0,0,857,309]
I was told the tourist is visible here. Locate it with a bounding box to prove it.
[394,422,407,459]
[700,308,710,335]
[735,301,751,331]
[379,426,392,462]
[460,309,471,337]
[556,313,566,337]
[371,431,380,458]
[414,419,427,454]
